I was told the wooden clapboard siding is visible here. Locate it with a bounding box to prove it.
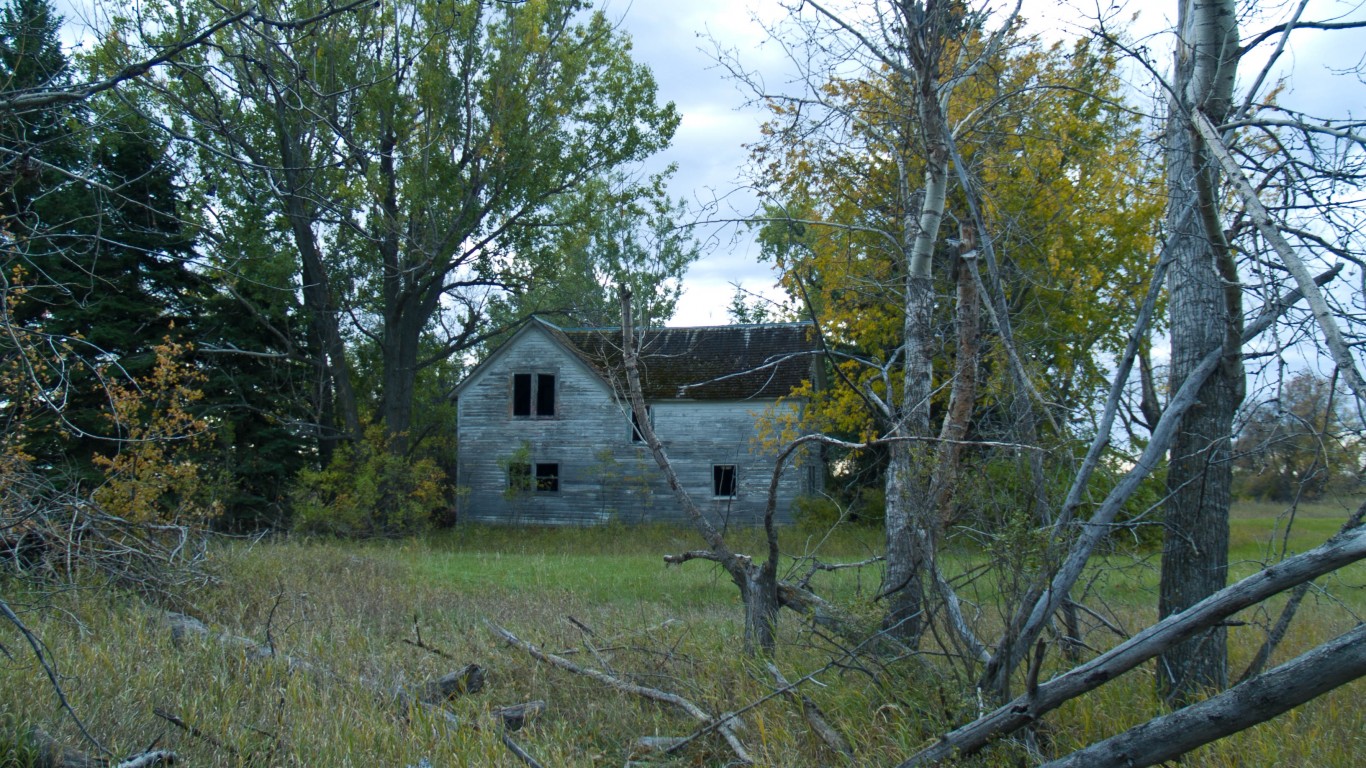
[455,320,816,526]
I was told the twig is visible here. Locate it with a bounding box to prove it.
[152,706,238,756]
[665,656,865,758]
[566,615,615,675]
[404,617,457,661]
[400,637,458,660]
[0,597,109,756]
[767,663,854,760]
[488,621,753,764]
[1064,599,1128,640]
[501,732,545,768]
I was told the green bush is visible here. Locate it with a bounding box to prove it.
[793,494,844,533]
[292,426,448,537]
[793,486,887,534]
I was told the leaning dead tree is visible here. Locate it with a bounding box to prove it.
[614,286,937,656]
[901,503,1366,766]
[698,0,1365,763]
[1040,622,1366,768]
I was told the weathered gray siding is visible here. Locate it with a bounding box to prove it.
[456,325,813,526]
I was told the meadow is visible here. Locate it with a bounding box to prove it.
[1,497,1363,766]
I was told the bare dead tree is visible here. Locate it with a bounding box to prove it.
[1038,621,1366,768]
[901,505,1366,766]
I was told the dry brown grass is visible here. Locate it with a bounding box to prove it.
[1,517,1362,766]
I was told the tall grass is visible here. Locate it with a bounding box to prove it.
[1,509,1362,766]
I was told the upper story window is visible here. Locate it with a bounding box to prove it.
[513,373,556,417]
[630,405,653,443]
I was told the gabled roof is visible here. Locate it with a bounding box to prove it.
[540,319,817,400]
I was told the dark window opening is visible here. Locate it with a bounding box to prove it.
[508,462,532,492]
[535,463,559,493]
[512,374,532,416]
[536,374,556,416]
[713,464,737,498]
[630,405,653,443]
[512,373,556,417]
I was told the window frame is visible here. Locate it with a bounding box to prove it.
[712,464,738,499]
[512,372,556,418]
[534,462,560,493]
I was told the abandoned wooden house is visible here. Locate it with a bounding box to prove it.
[453,317,822,526]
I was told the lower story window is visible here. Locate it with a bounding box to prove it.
[713,464,737,498]
[535,463,560,493]
[508,463,532,492]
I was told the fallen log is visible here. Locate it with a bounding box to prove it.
[20,726,176,768]
[767,663,853,761]
[491,701,546,731]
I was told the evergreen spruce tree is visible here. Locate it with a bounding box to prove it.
[2,0,208,482]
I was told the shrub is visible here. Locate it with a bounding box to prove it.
[292,426,448,537]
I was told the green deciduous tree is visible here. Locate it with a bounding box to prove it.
[745,1,1158,644]
[130,0,681,465]
[1234,373,1362,501]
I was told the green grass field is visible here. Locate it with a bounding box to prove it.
[2,500,1363,766]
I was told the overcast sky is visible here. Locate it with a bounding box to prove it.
[604,0,1366,327]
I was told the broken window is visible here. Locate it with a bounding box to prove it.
[512,373,556,417]
[536,374,556,416]
[507,462,532,492]
[713,464,737,498]
[535,463,559,493]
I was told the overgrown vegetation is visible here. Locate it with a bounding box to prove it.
[292,427,448,538]
[2,508,1362,765]
[3,0,1365,764]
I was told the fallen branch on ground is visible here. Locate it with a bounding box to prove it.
[164,612,522,730]
[767,662,853,760]
[487,621,753,764]
[152,707,237,756]
[19,727,176,768]
[899,522,1366,766]
[501,732,545,768]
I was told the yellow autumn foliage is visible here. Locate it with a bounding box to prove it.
[92,337,220,525]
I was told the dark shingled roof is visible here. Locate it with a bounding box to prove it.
[540,319,817,400]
